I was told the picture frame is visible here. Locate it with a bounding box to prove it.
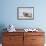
[17,7,34,20]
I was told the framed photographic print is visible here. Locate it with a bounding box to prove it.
[17,7,34,20]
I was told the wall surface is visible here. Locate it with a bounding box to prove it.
[0,0,46,44]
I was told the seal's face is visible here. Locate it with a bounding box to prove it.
[23,12,32,17]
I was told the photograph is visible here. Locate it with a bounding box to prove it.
[17,7,34,20]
